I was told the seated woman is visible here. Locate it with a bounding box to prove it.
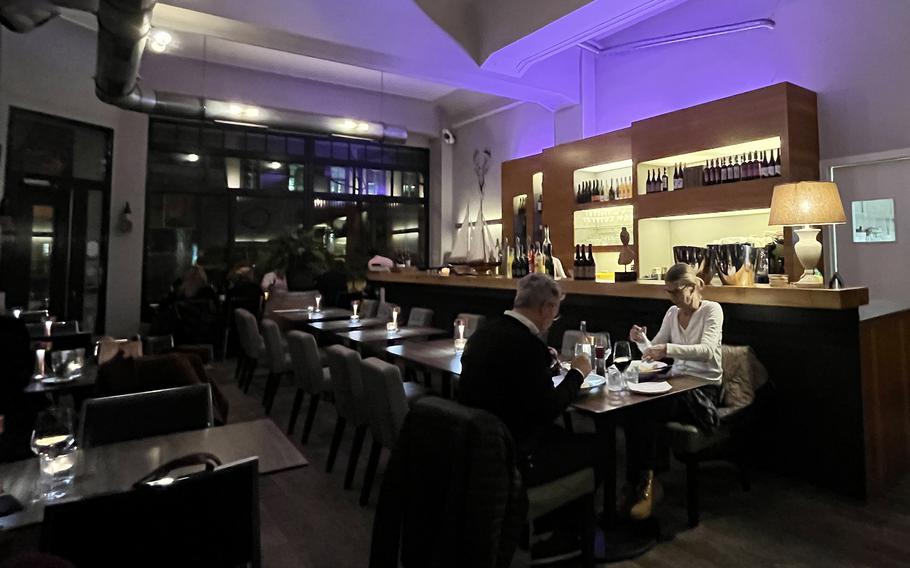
[624,262,723,520]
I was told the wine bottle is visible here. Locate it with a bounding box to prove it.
[720,158,728,183]
[545,244,555,277]
[733,156,741,182]
[573,244,580,279]
[774,148,782,176]
[522,244,530,277]
[760,151,769,178]
[512,239,521,278]
[660,168,669,192]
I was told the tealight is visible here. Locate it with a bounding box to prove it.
[454,338,467,352]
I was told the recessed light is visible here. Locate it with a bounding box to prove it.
[267,161,281,170]
[148,29,172,53]
[340,119,357,130]
[185,153,200,162]
[244,106,260,118]
[356,121,370,132]
[228,104,243,116]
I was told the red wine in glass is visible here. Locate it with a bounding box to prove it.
[614,341,632,373]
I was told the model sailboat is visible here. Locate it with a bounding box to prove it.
[466,206,497,264]
[449,202,471,264]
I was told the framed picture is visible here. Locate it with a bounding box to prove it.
[852,198,896,243]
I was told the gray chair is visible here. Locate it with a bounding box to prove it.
[406,307,434,327]
[359,357,427,506]
[455,313,486,339]
[259,318,292,415]
[286,331,332,440]
[376,302,394,322]
[79,384,214,449]
[666,344,769,527]
[360,299,379,318]
[325,344,371,489]
[234,308,265,392]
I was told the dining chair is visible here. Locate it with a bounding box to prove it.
[376,301,394,322]
[370,396,595,567]
[455,313,486,339]
[41,457,260,568]
[286,331,332,439]
[406,307,434,327]
[325,345,371,489]
[259,318,292,415]
[234,308,265,392]
[665,344,770,527]
[358,357,426,506]
[360,298,379,318]
[78,384,214,449]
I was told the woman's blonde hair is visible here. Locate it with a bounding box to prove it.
[665,262,704,290]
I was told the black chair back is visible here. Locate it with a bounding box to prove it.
[41,457,260,568]
[79,384,214,449]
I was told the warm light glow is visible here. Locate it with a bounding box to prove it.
[228,104,244,116]
[185,153,200,163]
[148,29,172,53]
[639,137,781,169]
[356,121,370,132]
[577,159,634,174]
[267,161,282,170]
[340,119,358,130]
[244,106,260,118]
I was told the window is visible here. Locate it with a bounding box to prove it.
[142,118,429,310]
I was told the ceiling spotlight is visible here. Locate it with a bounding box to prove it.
[228,104,244,116]
[185,153,200,162]
[148,29,172,53]
[243,106,260,118]
[341,119,357,130]
[356,121,370,132]
[267,161,282,170]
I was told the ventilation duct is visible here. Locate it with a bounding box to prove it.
[1,0,407,144]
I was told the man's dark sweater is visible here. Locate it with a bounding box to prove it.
[458,315,584,456]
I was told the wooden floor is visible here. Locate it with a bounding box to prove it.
[217,361,910,568]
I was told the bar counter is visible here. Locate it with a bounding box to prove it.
[369,271,910,499]
[367,272,869,311]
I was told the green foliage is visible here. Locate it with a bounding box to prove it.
[267,227,331,288]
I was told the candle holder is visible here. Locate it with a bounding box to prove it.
[315,295,322,312]
[307,305,315,315]
[33,348,47,380]
[387,306,400,332]
[454,318,467,352]
[263,291,270,302]
[350,300,360,321]
[44,320,53,337]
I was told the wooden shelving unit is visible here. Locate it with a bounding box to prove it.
[501,153,542,250]
[502,82,820,281]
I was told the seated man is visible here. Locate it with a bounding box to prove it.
[458,273,594,563]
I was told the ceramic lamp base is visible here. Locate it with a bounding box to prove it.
[794,226,824,287]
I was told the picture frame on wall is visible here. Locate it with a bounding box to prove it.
[852,198,896,243]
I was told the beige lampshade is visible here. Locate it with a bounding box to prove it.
[769,181,846,226]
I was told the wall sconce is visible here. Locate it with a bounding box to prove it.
[117,202,134,234]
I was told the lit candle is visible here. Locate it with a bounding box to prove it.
[315,295,322,312]
[264,291,270,302]
[351,300,360,320]
[35,348,46,378]
[391,306,400,328]
[44,320,53,336]
[454,318,467,352]
[12,308,21,319]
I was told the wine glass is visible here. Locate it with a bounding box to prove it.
[613,341,632,373]
[31,408,77,501]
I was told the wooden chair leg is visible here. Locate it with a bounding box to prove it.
[263,372,281,415]
[344,425,368,489]
[359,440,383,506]
[301,393,322,445]
[287,388,305,434]
[686,457,700,528]
[325,415,346,472]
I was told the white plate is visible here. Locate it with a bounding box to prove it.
[638,360,669,374]
[41,375,80,385]
[628,381,672,395]
[581,373,607,390]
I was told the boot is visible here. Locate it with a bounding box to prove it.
[629,470,662,521]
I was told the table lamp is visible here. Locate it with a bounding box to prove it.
[769,181,846,288]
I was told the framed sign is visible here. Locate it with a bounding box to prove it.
[852,198,896,243]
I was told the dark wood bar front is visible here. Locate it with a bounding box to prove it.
[367,271,907,498]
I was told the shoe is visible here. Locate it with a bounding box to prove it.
[530,530,582,565]
[629,470,662,521]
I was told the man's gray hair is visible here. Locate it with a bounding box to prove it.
[513,273,563,308]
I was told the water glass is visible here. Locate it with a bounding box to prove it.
[30,408,77,501]
[51,348,85,379]
[606,366,626,392]
[351,300,360,320]
[315,294,322,312]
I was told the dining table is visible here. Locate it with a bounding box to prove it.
[568,371,714,561]
[306,317,386,334]
[332,326,449,352]
[0,418,308,531]
[383,338,463,396]
[23,363,98,397]
[272,307,353,331]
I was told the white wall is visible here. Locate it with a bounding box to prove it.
[0,18,442,334]
[447,103,555,256]
[592,0,910,160]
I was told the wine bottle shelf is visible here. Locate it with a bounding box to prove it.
[574,198,636,211]
[636,177,782,219]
